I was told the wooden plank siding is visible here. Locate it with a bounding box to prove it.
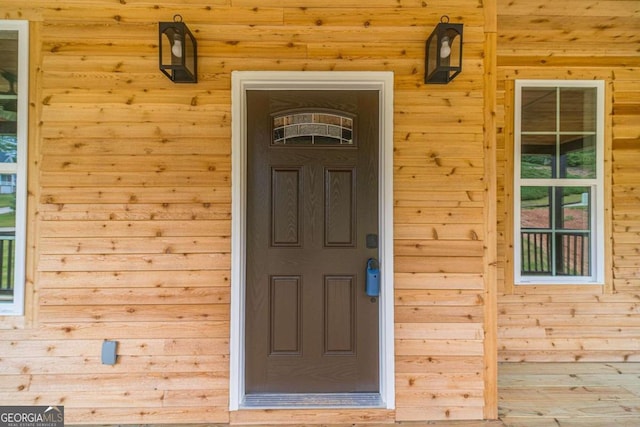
[496,0,640,362]
[0,0,497,425]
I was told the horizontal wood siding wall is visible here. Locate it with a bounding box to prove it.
[0,0,492,424]
[496,0,640,362]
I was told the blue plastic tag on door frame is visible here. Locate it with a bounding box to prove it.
[366,258,380,297]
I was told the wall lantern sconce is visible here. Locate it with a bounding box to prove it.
[159,14,198,83]
[424,15,463,84]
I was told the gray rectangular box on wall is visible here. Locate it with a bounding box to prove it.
[101,340,117,365]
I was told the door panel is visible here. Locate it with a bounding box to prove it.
[325,168,356,246]
[324,275,355,354]
[269,275,301,355]
[246,90,379,394]
[271,168,302,246]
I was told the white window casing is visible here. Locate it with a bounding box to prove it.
[0,20,28,315]
[514,80,605,285]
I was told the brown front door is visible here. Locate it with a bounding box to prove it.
[245,90,379,395]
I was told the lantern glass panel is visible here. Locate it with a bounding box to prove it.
[427,35,438,78]
[185,31,196,75]
[447,31,462,68]
[161,27,180,67]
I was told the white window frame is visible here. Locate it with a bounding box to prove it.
[0,20,29,315]
[514,80,605,285]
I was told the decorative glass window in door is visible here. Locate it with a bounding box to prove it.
[0,20,28,315]
[272,111,354,146]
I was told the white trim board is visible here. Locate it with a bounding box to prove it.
[230,71,395,410]
[0,20,29,316]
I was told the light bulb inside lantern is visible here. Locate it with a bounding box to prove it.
[439,36,451,59]
[171,33,183,58]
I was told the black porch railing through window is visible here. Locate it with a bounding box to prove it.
[521,230,589,276]
[0,231,15,297]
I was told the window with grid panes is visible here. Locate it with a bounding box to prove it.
[514,80,605,285]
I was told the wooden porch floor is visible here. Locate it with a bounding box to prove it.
[497,362,640,426]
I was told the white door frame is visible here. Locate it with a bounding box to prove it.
[229,71,395,410]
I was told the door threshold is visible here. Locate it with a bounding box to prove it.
[242,392,383,409]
